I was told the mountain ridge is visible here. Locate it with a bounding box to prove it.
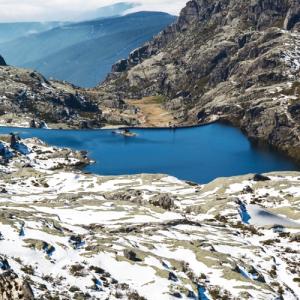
[75,2,137,21]
[0,22,64,43]
[0,12,176,87]
[0,64,104,128]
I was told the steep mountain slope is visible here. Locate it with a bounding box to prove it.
[98,0,300,162]
[0,12,176,87]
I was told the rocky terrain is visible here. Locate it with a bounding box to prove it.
[0,64,102,129]
[97,0,300,162]
[0,63,142,129]
[0,136,299,299]
[1,2,300,299]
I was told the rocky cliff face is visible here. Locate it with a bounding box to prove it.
[98,0,300,162]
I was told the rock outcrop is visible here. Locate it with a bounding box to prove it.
[98,0,300,162]
[0,270,34,300]
[0,134,91,172]
[0,56,6,66]
[0,64,103,128]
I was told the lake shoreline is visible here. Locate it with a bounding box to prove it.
[0,123,298,184]
[1,121,299,172]
[0,119,216,131]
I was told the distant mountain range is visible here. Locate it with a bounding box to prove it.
[0,2,136,44]
[0,22,63,43]
[0,11,175,87]
[76,2,137,21]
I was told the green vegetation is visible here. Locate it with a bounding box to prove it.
[114,73,128,86]
[194,75,210,95]
[272,17,286,29]
[151,95,168,104]
[21,264,35,275]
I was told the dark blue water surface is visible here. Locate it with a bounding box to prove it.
[0,124,298,183]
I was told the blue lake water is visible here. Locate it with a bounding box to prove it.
[0,124,298,183]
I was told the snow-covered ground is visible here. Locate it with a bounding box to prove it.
[0,136,299,299]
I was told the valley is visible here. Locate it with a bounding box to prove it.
[0,0,300,299]
[0,12,175,87]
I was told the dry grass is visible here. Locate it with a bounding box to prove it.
[126,96,174,127]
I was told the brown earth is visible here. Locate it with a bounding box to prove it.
[125,96,175,127]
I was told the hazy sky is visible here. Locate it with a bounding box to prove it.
[0,0,187,22]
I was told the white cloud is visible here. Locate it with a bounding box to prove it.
[0,0,187,22]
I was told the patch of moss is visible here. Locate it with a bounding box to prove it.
[128,85,141,94]
[151,95,168,104]
[23,239,45,251]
